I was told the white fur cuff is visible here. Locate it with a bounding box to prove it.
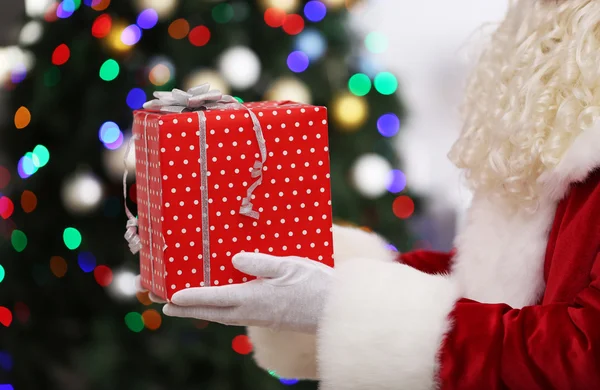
[317,259,460,390]
[247,326,319,380]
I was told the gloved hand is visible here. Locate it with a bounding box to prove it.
[162,252,334,334]
[134,275,166,303]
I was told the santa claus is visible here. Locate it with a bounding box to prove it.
[147,0,600,388]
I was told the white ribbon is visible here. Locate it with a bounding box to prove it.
[143,83,267,220]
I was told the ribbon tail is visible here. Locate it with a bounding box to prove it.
[123,134,142,254]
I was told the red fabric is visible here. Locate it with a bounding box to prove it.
[398,249,454,275]
[429,170,600,390]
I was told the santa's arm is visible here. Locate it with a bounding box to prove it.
[246,224,453,379]
[317,253,600,390]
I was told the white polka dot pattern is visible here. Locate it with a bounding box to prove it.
[132,102,334,301]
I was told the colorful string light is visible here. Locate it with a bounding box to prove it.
[124,312,144,332]
[121,24,142,46]
[189,26,211,47]
[212,3,234,23]
[304,1,326,22]
[287,51,309,73]
[365,31,388,54]
[14,106,31,129]
[264,8,286,27]
[0,307,12,327]
[91,14,111,38]
[77,252,96,273]
[137,8,158,29]
[17,154,37,179]
[94,265,113,286]
[126,88,147,109]
[63,227,82,250]
[387,169,406,193]
[33,145,50,167]
[51,44,70,66]
[142,309,162,330]
[0,167,9,190]
[99,59,119,81]
[90,0,110,11]
[0,197,14,220]
[374,72,398,95]
[348,73,371,96]
[149,63,171,86]
[294,28,326,60]
[0,351,12,371]
[0,265,4,283]
[231,335,253,355]
[168,19,190,39]
[377,113,400,137]
[50,256,68,277]
[283,14,304,35]
[104,132,124,150]
[99,121,121,145]
[56,1,75,19]
[392,196,415,219]
[11,230,27,253]
[20,191,37,213]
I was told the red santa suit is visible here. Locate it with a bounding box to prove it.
[246,124,600,389]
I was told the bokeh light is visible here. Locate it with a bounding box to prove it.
[149,64,171,86]
[377,113,400,137]
[104,131,124,150]
[304,1,326,22]
[0,265,4,283]
[11,230,27,253]
[14,302,30,324]
[287,51,309,73]
[374,72,398,95]
[351,154,392,198]
[283,14,304,35]
[121,24,142,46]
[136,0,177,20]
[99,121,121,144]
[92,14,111,38]
[365,31,388,54]
[11,64,28,84]
[17,154,38,179]
[258,0,299,12]
[44,67,61,87]
[0,307,12,327]
[94,265,113,286]
[91,0,110,11]
[56,1,75,19]
[19,20,43,46]
[168,18,189,39]
[62,173,104,214]
[232,335,253,355]
[218,46,261,90]
[21,191,37,213]
[50,256,68,277]
[0,166,9,189]
[387,169,406,193]
[0,350,12,370]
[0,197,13,220]
[264,8,286,27]
[137,8,158,29]
[348,73,371,96]
[280,378,300,385]
[63,227,82,250]
[332,93,368,130]
[111,271,137,297]
[126,88,146,109]
[32,145,50,167]
[44,2,59,22]
[142,309,162,330]
[393,196,415,219]
[125,312,144,332]
[51,44,70,65]
[99,59,120,81]
[189,26,211,47]
[106,23,130,52]
[212,3,234,23]
[184,69,229,94]
[78,251,96,273]
[14,106,31,129]
[294,28,326,60]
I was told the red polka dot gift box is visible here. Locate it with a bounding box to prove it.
[131,89,334,301]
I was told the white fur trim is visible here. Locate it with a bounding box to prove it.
[247,224,394,379]
[317,259,459,390]
[452,125,600,308]
[331,224,396,264]
[538,124,600,201]
[247,327,318,379]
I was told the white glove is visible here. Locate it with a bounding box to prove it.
[162,252,334,334]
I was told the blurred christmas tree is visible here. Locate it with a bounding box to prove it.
[0,0,418,389]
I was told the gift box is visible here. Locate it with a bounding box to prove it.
[130,87,334,301]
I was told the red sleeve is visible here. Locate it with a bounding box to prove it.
[438,254,600,390]
[399,249,454,275]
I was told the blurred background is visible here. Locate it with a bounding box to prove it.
[0,0,507,389]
